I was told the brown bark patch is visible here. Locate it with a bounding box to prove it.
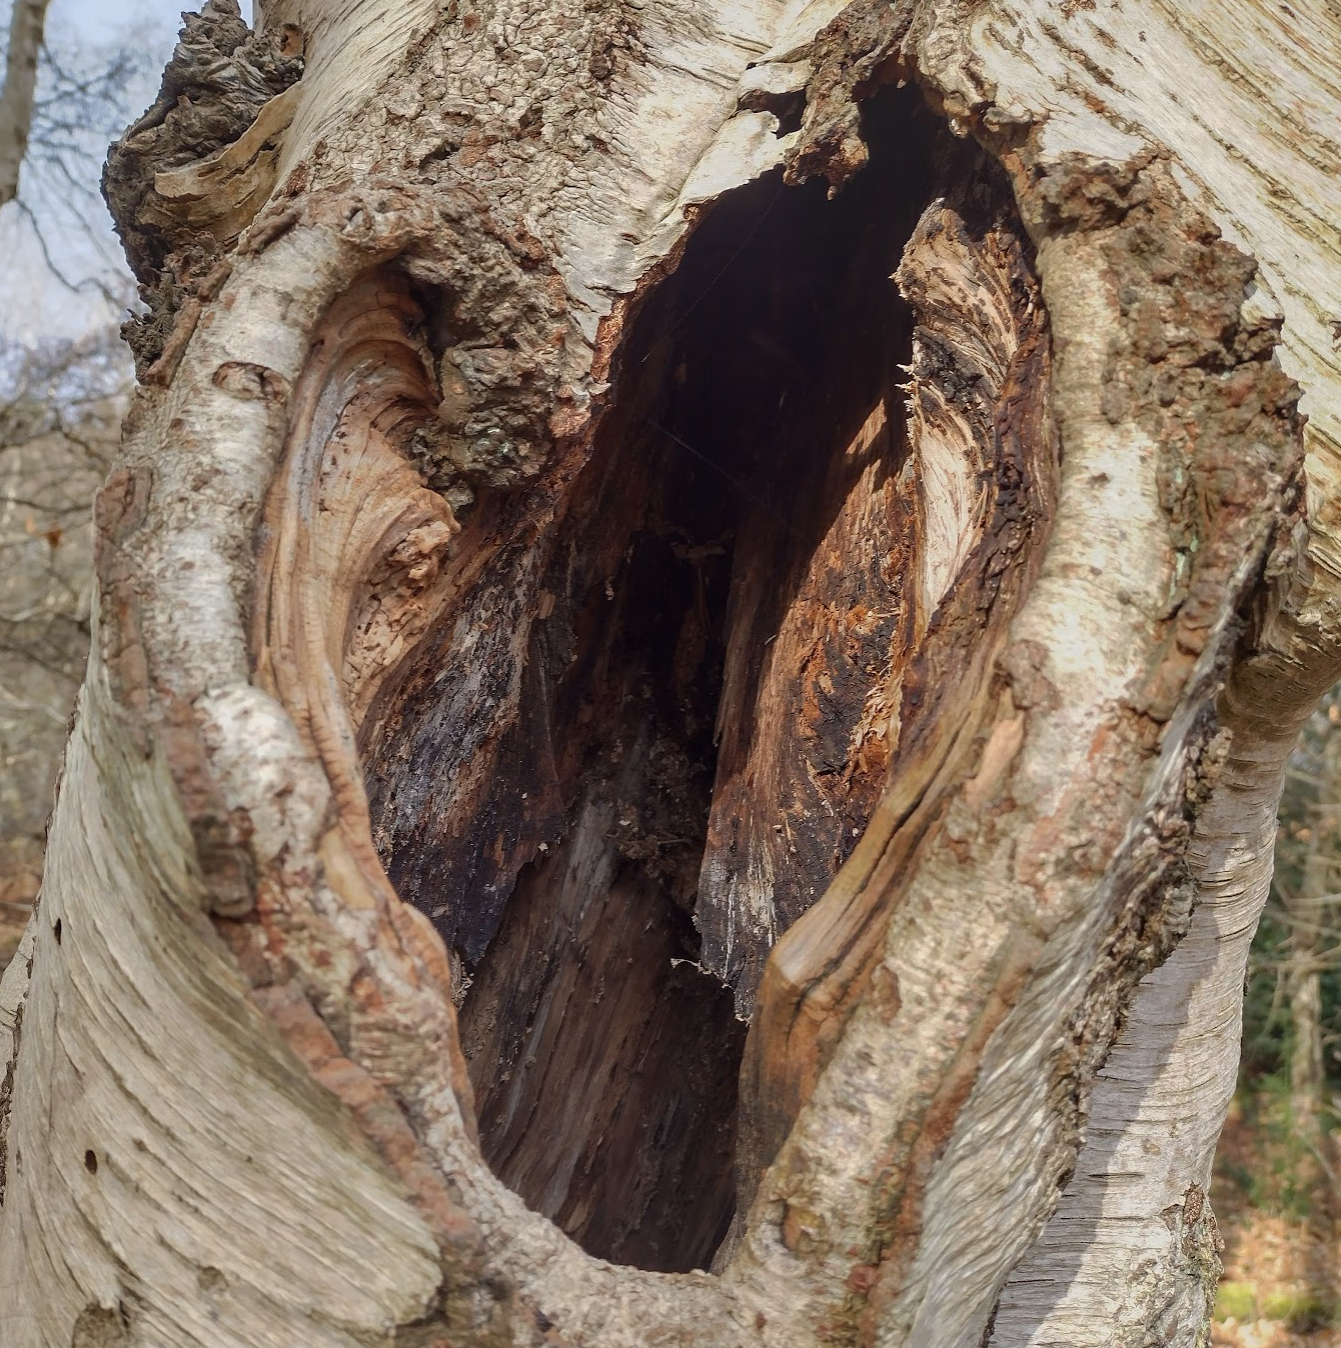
[785,0,918,192]
[70,1305,131,1348]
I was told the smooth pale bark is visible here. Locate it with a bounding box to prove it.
[0,0,50,207]
[1,1,1340,1347]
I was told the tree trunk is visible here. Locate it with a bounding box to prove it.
[1292,743,1338,1143]
[0,0,51,207]
[1283,713,1341,1243]
[3,0,1341,1344]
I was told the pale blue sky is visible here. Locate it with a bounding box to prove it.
[50,0,252,50]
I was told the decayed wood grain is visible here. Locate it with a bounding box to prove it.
[734,146,1059,1218]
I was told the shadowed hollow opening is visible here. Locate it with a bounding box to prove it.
[364,87,937,1272]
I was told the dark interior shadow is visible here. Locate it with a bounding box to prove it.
[362,85,936,1272]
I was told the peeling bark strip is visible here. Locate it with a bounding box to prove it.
[2,0,1339,1345]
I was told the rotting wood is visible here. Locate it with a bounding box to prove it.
[735,138,1059,1220]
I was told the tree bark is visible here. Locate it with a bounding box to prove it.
[0,0,50,207]
[3,0,1341,1345]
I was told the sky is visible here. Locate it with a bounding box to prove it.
[55,0,252,45]
[0,0,255,348]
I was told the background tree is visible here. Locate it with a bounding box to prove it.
[0,2,157,972]
[0,334,122,966]
[2,2,1341,1346]
[1280,707,1341,1193]
[1,0,149,304]
[0,0,51,207]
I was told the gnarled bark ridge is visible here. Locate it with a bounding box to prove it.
[1,1,1339,1345]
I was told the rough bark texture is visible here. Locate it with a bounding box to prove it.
[101,3,304,371]
[2,0,1340,1345]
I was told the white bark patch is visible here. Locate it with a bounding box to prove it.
[674,111,793,212]
[0,657,441,1347]
[922,0,1341,606]
[990,712,1285,1347]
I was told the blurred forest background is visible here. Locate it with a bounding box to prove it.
[0,3,1336,1344]
[0,0,196,963]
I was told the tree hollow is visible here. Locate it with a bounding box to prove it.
[361,90,1032,1273]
